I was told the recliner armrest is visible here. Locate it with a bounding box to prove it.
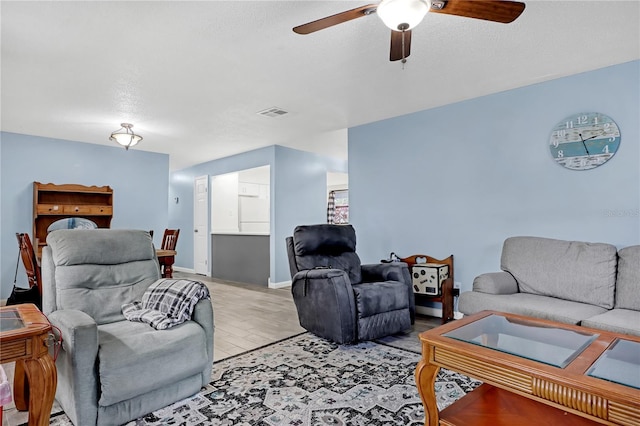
[191,299,214,387]
[472,272,518,295]
[47,309,99,426]
[292,268,349,282]
[48,309,99,356]
[361,263,409,283]
[291,268,357,344]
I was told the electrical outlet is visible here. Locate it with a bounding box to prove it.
[454,281,461,289]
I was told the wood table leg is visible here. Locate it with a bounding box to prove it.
[415,344,440,426]
[13,360,28,411]
[22,354,57,426]
[164,261,174,278]
[158,256,175,278]
[441,278,454,324]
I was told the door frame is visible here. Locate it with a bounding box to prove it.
[194,175,209,275]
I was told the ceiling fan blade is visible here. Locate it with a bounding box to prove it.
[430,0,526,24]
[390,30,412,62]
[293,4,378,35]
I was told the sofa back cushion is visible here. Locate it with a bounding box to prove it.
[615,245,640,310]
[291,224,362,284]
[501,236,617,309]
[45,229,160,324]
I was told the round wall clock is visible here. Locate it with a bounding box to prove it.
[549,112,621,170]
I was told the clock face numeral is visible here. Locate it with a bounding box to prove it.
[549,112,621,171]
[576,115,588,125]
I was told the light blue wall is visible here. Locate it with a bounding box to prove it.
[273,145,347,282]
[349,61,640,294]
[0,132,170,298]
[168,145,347,284]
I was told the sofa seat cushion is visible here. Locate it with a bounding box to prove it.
[97,320,208,406]
[352,281,409,318]
[500,237,617,309]
[458,292,607,325]
[582,309,640,337]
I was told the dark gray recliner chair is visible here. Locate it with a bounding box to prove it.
[286,224,414,344]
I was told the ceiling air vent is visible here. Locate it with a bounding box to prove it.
[257,107,289,118]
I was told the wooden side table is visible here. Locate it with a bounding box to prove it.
[399,254,458,324]
[0,304,57,426]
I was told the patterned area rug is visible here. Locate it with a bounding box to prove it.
[45,333,480,426]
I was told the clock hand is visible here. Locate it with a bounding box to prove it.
[578,133,591,156]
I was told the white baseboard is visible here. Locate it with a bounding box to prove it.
[268,279,291,289]
[416,305,463,320]
[173,266,196,274]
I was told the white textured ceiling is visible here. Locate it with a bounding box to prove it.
[2,1,639,170]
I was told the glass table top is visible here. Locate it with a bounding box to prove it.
[587,338,640,389]
[443,314,598,368]
[0,308,24,332]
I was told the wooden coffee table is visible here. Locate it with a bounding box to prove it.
[0,304,57,426]
[416,310,640,425]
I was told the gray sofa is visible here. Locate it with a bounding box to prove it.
[42,229,214,426]
[458,236,640,336]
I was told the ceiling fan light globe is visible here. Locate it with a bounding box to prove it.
[377,0,430,31]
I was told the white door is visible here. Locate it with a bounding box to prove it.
[194,175,209,275]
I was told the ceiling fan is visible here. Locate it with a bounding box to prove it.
[293,0,526,63]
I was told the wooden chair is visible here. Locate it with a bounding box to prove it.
[16,233,42,295]
[158,229,179,278]
[399,254,456,324]
[161,229,180,250]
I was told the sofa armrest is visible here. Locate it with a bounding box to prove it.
[473,272,518,295]
[291,269,357,344]
[47,309,99,426]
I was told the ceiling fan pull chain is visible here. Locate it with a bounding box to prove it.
[401,30,407,68]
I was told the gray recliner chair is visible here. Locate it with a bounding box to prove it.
[286,224,414,344]
[42,229,214,426]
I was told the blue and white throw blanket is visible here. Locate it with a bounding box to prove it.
[122,279,210,330]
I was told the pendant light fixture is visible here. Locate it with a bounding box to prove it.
[109,123,142,150]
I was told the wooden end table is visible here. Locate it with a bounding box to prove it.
[0,304,57,426]
[416,310,640,425]
[399,254,457,324]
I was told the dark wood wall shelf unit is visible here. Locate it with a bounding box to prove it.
[399,254,458,324]
[33,182,113,257]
